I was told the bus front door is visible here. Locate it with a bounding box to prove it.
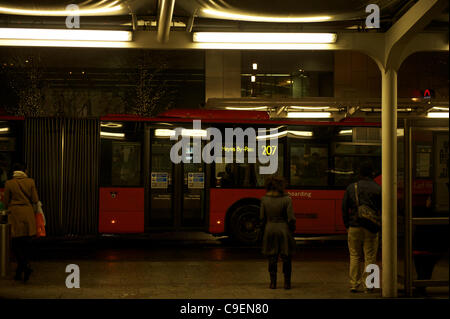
[148,131,206,230]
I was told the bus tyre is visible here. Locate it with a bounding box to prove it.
[229,204,261,245]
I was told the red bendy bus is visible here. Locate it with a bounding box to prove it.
[0,111,447,244]
[98,109,393,244]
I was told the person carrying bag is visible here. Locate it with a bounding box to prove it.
[3,163,41,282]
[13,177,46,238]
[342,162,381,293]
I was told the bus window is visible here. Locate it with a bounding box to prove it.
[331,126,382,187]
[333,156,381,186]
[290,143,328,187]
[332,142,381,187]
[100,122,143,187]
[111,142,141,186]
[214,143,284,188]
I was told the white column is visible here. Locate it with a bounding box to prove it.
[381,68,398,297]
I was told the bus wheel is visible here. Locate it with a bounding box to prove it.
[229,204,260,245]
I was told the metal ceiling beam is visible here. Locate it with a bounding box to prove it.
[385,0,448,69]
[157,0,175,43]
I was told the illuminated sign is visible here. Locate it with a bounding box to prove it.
[222,146,255,153]
[422,89,435,99]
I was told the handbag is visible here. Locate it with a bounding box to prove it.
[354,182,381,233]
[14,179,46,237]
[35,207,46,237]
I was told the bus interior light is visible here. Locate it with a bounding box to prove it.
[256,130,313,140]
[338,129,352,135]
[225,106,268,111]
[155,129,207,138]
[0,127,10,133]
[181,129,207,137]
[431,107,449,111]
[100,131,125,138]
[289,131,313,137]
[101,122,123,128]
[427,112,449,118]
[256,131,287,140]
[155,129,175,137]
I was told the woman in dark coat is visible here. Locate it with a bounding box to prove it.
[3,163,39,282]
[260,176,296,289]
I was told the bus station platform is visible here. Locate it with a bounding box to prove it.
[0,233,448,299]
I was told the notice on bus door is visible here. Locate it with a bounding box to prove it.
[151,172,169,189]
[188,172,204,189]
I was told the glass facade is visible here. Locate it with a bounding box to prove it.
[241,51,334,98]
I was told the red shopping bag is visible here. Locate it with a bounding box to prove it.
[35,212,46,237]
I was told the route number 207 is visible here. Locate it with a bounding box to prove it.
[261,145,277,155]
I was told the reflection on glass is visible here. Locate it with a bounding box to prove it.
[290,143,328,186]
[150,139,173,225]
[215,144,283,188]
[333,156,381,187]
[111,142,141,186]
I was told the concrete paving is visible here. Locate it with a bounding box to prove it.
[0,233,448,299]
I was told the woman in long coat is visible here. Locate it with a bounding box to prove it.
[260,176,296,289]
[3,163,39,282]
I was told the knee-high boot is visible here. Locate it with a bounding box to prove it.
[268,256,278,289]
[282,256,292,289]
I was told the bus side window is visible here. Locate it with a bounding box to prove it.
[214,144,284,188]
[100,122,143,187]
[290,143,328,187]
[332,143,381,186]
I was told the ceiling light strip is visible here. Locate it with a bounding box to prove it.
[193,32,337,44]
[0,28,132,42]
[202,9,331,23]
[0,5,123,16]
